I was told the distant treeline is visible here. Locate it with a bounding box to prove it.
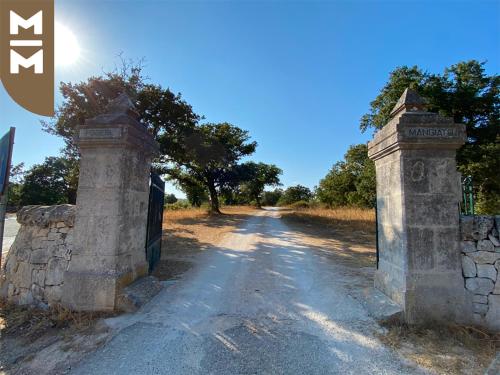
[9,60,498,215]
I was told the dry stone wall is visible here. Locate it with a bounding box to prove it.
[0,205,75,308]
[460,215,500,331]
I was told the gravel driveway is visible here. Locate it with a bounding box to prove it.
[71,208,424,375]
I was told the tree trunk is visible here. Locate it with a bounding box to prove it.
[255,195,261,208]
[207,183,221,214]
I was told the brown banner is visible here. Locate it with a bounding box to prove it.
[0,0,54,116]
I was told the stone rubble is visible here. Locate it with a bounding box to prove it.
[461,215,500,330]
[0,205,75,308]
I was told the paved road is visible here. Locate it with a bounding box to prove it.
[72,209,422,375]
[2,214,19,257]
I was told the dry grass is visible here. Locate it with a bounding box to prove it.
[276,207,377,269]
[0,299,112,339]
[378,320,500,374]
[154,206,258,280]
[163,205,258,246]
[281,206,376,234]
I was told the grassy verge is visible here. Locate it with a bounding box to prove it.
[378,320,499,374]
[278,206,376,268]
[280,206,376,234]
[0,299,115,374]
[0,299,112,339]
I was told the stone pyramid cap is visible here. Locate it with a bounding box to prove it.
[106,93,140,119]
[390,88,426,117]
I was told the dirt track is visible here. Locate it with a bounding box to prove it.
[71,208,422,374]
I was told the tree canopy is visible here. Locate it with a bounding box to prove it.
[360,60,499,213]
[316,144,375,208]
[19,157,73,206]
[278,185,313,206]
[166,123,257,213]
[40,63,280,213]
[238,162,282,207]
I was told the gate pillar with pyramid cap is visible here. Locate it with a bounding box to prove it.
[368,88,472,324]
[61,94,159,311]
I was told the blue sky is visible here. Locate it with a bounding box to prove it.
[1,0,499,197]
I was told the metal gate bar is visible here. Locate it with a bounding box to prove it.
[145,172,165,273]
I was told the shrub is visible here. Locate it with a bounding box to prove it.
[278,185,313,206]
[165,194,178,204]
[289,200,310,209]
[165,201,191,210]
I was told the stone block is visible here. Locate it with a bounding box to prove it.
[494,281,500,295]
[496,260,500,271]
[54,245,72,261]
[17,205,75,227]
[31,236,46,250]
[472,313,483,324]
[62,271,119,311]
[403,159,429,193]
[493,271,500,295]
[31,284,44,301]
[116,276,163,312]
[465,278,495,295]
[18,290,34,305]
[45,258,68,286]
[462,256,476,277]
[477,264,497,281]
[407,227,434,270]
[489,234,500,247]
[33,227,50,237]
[14,247,30,262]
[32,269,45,286]
[474,216,494,240]
[435,228,460,270]
[460,241,477,253]
[45,285,62,304]
[30,248,50,264]
[7,284,15,298]
[405,194,458,227]
[468,251,500,264]
[485,294,500,331]
[477,240,495,252]
[47,231,62,241]
[460,216,475,241]
[4,254,19,275]
[473,294,488,304]
[404,272,468,324]
[473,302,488,315]
[12,262,32,289]
[496,216,500,234]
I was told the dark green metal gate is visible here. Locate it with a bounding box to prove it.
[461,175,475,216]
[145,172,165,273]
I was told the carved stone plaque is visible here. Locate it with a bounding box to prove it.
[79,128,122,139]
[405,127,458,138]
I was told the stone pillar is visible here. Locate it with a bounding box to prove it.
[61,94,159,311]
[368,88,470,324]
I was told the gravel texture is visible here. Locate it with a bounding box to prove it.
[71,209,424,375]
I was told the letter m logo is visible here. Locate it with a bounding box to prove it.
[9,11,43,74]
[10,10,43,34]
